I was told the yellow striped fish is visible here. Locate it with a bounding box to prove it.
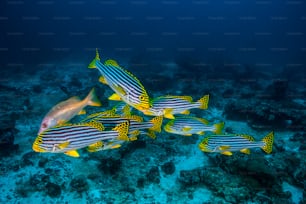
[32,121,129,157]
[88,49,151,111]
[82,114,163,140]
[198,132,274,156]
[142,95,209,119]
[164,116,224,136]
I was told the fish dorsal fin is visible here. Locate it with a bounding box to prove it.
[240,134,255,141]
[109,93,122,101]
[164,108,175,119]
[66,96,81,102]
[99,76,108,85]
[173,95,193,102]
[182,126,192,132]
[88,48,100,69]
[58,141,70,149]
[113,121,129,141]
[84,121,105,131]
[240,148,250,154]
[196,117,209,125]
[64,150,79,157]
[104,59,120,67]
[221,151,232,156]
[219,145,230,151]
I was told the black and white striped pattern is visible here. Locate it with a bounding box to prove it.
[34,123,122,153]
[204,135,263,152]
[96,61,150,110]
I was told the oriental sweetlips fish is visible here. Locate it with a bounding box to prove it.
[88,49,151,111]
[82,113,163,140]
[32,121,129,157]
[38,88,101,134]
[198,131,274,156]
[142,95,209,119]
[164,116,224,136]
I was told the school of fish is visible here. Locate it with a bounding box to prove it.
[32,49,274,157]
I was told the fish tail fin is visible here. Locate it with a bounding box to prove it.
[198,94,209,109]
[149,116,163,132]
[86,88,102,107]
[113,121,129,141]
[88,48,100,68]
[261,131,274,154]
[146,130,156,139]
[213,122,224,134]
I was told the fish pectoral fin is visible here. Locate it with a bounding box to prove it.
[240,148,251,154]
[182,126,192,132]
[58,141,70,149]
[164,109,175,119]
[57,119,67,125]
[219,145,230,151]
[64,150,79,157]
[78,109,86,115]
[221,151,232,156]
[109,93,121,101]
[180,110,190,115]
[113,84,127,96]
[99,76,108,85]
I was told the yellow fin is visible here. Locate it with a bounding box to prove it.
[213,122,224,134]
[113,121,129,141]
[164,109,174,119]
[197,131,205,135]
[58,141,70,149]
[180,110,190,115]
[84,121,105,131]
[57,119,67,125]
[221,151,232,156]
[64,150,79,157]
[219,145,230,151]
[111,144,121,149]
[240,134,255,141]
[261,131,274,154]
[198,138,211,152]
[198,94,209,109]
[85,88,102,107]
[171,95,193,102]
[182,126,192,132]
[99,76,108,85]
[109,93,121,101]
[146,130,156,139]
[78,109,86,115]
[88,48,100,69]
[104,59,120,67]
[126,115,143,122]
[87,141,104,152]
[240,148,250,154]
[149,116,163,132]
[122,104,131,116]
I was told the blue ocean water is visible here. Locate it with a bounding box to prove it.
[0,1,305,203]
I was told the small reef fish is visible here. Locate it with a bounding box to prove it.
[164,116,224,136]
[82,114,163,140]
[38,88,101,134]
[88,49,151,111]
[198,131,274,156]
[142,95,209,119]
[32,121,129,157]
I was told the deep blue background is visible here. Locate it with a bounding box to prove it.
[1,0,305,72]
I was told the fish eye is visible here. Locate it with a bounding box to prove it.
[139,95,145,100]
